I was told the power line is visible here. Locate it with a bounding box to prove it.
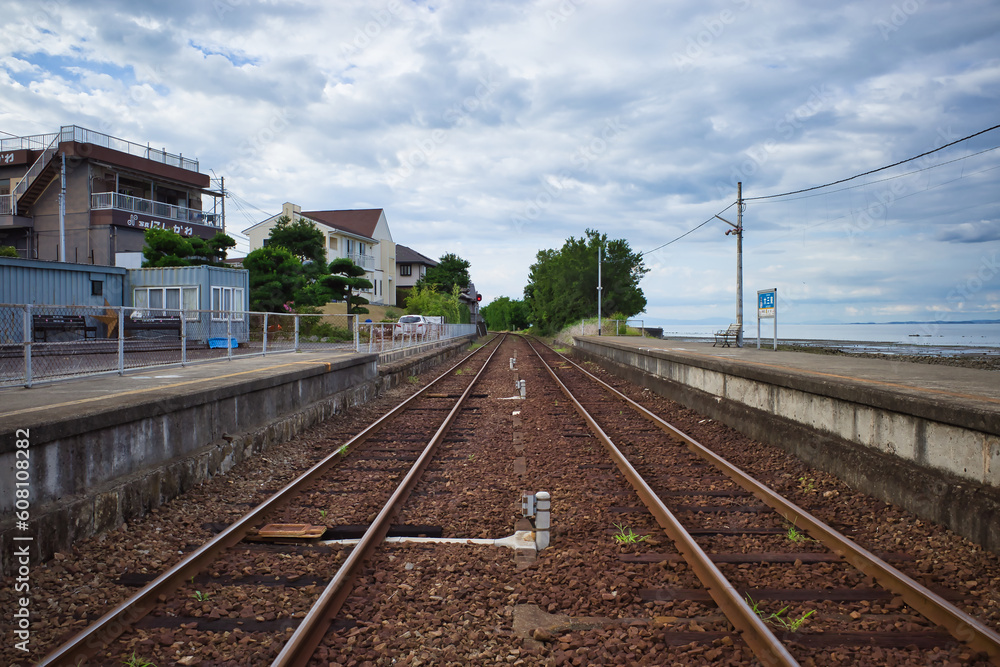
[751,144,1000,204]
[744,123,1000,202]
[642,202,736,256]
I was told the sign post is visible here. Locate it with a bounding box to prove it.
[757,288,777,350]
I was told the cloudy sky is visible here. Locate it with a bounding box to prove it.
[2,0,998,325]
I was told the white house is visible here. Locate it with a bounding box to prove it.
[244,203,396,306]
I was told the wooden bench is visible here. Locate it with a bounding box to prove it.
[713,323,741,347]
[125,316,183,338]
[32,314,97,342]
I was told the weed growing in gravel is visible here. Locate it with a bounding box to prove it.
[319,509,327,520]
[337,444,349,456]
[123,653,157,667]
[612,522,649,545]
[745,595,816,632]
[798,476,817,493]
[467,454,476,461]
[192,590,210,602]
[407,375,420,384]
[455,368,464,375]
[773,608,816,632]
[785,520,812,544]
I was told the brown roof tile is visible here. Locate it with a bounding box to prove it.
[301,209,383,240]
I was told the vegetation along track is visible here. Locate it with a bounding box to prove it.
[25,333,1000,665]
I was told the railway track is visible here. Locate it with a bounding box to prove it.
[526,336,1000,665]
[31,334,1000,665]
[39,334,506,666]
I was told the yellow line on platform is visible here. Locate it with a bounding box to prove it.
[0,360,332,419]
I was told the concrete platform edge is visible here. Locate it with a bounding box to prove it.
[0,338,476,574]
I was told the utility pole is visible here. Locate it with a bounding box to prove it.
[59,153,66,262]
[220,176,226,233]
[597,242,603,336]
[715,182,744,347]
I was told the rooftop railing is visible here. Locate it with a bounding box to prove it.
[91,192,222,227]
[0,132,59,152]
[0,195,11,216]
[62,126,200,172]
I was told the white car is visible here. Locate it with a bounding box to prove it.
[394,314,428,337]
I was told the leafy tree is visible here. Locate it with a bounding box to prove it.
[417,252,471,294]
[319,257,373,314]
[0,246,21,258]
[142,228,236,267]
[481,296,530,331]
[404,284,469,323]
[267,215,327,267]
[243,246,304,312]
[524,229,647,335]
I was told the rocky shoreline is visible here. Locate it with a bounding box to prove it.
[775,342,1000,371]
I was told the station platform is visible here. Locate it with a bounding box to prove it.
[572,335,1000,553]
[575,336,1000,413]
[0,352,358,430]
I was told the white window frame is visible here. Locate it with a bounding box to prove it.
[133,286,198,320]
[212,286,245,321]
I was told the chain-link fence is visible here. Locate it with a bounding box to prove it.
[0,304,477,388]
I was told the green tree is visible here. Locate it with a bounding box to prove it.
[243,246,304,312]
[417,252,471,294]
[142,228,236,267]
[319,257,373,314]
[481,296,530,331]
[404,284,469,323]
[267,215,327,267]
[524,229,647,335]
[0,246,21,258]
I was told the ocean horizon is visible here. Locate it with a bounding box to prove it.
[641,320,1000,353]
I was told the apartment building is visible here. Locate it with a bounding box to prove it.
[244,203,396,306]
[0,125,225,266]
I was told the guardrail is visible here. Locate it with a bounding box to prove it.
[0,194,11,216]
[0,304,477,388]
[61,125,199,172]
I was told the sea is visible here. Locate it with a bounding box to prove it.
[646,321,1000,356]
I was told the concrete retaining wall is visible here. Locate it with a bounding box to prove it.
[573,338,1000,553]
[1,337,476,573]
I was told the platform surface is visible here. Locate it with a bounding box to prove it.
[0,351,360,429]
[576,336,1000,411]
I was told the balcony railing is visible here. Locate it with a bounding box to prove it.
[0,195,11,215]
[348,252,375,269]
[92,192,222,227]
[61,125,200,172]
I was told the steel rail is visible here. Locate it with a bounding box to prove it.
[271,334,507,667]
[554,343,1000,664]
[524,337,799,667]
[38,334,501,667]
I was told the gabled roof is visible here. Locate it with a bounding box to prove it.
[396,245,438,266]
[301,209,383,240]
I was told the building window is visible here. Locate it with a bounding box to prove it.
[399,264,412,277]
[91,280,103,296]
[134,286,198,320]
[262,237,270,246]
[212,286,245,321]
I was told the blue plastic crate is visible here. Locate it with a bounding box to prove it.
[208,337,238,349]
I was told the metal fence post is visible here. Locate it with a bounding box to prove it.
[117,306,124,376]
[181,311,188,366]
[294,315,300,352]
[23,304,32,388]
[226,313,233,361]
[263,312,269,356]
[354,316,360,352]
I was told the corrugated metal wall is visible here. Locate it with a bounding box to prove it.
[0,257,125,306]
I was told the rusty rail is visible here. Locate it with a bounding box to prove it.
[271,334,506,666]
[38,335,501,667]
[525,337,799,667]
[549,341,1000,664]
